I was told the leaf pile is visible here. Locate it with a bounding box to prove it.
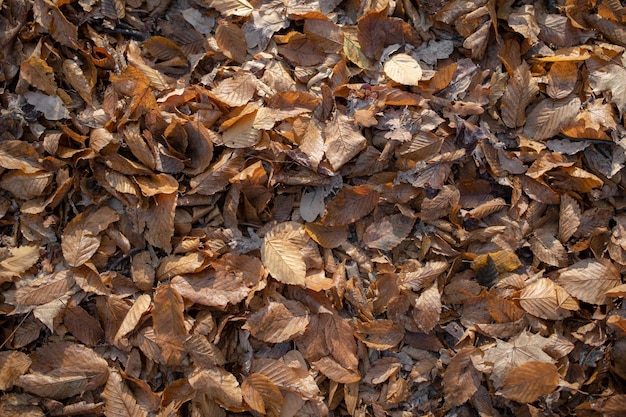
[2,0,626,415]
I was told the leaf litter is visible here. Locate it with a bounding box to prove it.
[1,0,626,416]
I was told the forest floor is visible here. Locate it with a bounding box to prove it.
[1,0,626,415]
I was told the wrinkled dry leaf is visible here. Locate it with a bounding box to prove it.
[261,223,307,286]
[443,347,481,408]
[499,361,560,403]
[556,258,621,305]
[519,278,579,320]
[244,300,309,343]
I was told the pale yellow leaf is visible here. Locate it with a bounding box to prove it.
[261,226,306,286]
[383,53,422,86]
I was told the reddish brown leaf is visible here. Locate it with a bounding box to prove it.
[321,185,378,226]
[443,347,482,408]
[499,361,560,403]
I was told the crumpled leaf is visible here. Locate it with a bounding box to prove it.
[243,300,309,343]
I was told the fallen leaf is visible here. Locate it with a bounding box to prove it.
[499,361,560,403]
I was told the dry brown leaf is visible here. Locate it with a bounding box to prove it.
[261,223,307,286]
[0,246,41,283]
[212,72,256,107]
[243,300,309,343]
[14,270,75,307]
[523,97,581,141]
[113,294,152,346]
[0,351,32,391]
[222,110,261,148]
[443,347,482,408]
[352,319,404,350]
[62,58,96,107]
[32,0,78,48]
[384,53,422,86]
[324,114,367,171]
[252,357,319,400]
[62,206,119,267]
[156,252,205,282]
[528,231,569,267]
[363,357,402,385]
[63,305,105,346]
[215,21,247,63]
[0,141,43,173]
[189,366,243,410]
[102,370,148,417]
[153,285,187,365]
[559,193,581,243]
[185,335,226,367]
[16,373,90,401]
[482,331,554,389]
[325,313,359,371]
[501,62,538,128]
[556,258,621,305]
[399,260,448,292]
[312,356,361,384]
[20,55,57,96]
[242,373,283,415]
[499,361,560,403]
[519,278,579,320]
[321,185,378,226]
[547,61,578,99]
[364,214,416,250]
[412,282,442,333]
[205,0,253,16]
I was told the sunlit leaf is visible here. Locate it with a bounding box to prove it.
[383,53,422,86]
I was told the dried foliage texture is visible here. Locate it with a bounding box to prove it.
[2,0,626,416]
